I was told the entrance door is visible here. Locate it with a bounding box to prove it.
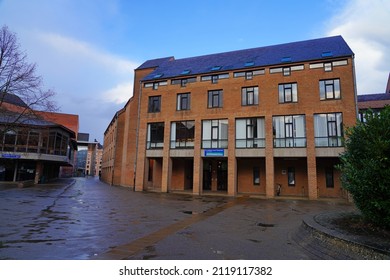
[203,159,227,191]
[203,160,212,190]
[217,160,227,191]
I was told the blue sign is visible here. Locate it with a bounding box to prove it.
[204,149,224,157]
[1,154,21,159]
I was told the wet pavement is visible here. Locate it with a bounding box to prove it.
[0,177,363,260]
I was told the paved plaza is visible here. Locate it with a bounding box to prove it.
[0,177,364,260]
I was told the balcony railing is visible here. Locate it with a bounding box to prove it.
[146,141,164,149]
[170,140,194,149]
[235,138,265,148]
[273,137,306,148]
[201,139,228,149]
[315,136,343,147]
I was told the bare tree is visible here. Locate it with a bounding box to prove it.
[0,25,58,135]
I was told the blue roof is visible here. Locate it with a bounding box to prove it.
[141,35,354,82]
[136,57,174,70]
[358,93,390,102]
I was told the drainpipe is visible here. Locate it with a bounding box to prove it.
[352,54,359,120]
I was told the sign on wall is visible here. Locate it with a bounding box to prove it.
[204,149,225,157]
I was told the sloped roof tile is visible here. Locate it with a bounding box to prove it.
[141,35,354,81]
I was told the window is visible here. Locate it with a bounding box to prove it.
[241,86,259,106]
[27,131,40,153]
[283,67,291,76]
[171,77,196,87]
[273,115,306,147]
[288,167,295,186]
[234,69,265,78]
[177,93,190,111]
[170,120,195,148]
[202,119,228,148]
[324,62,332,72]
[16,130,28,152]
[144,81,167,89]
[319,79,341,100]
[314,113,343,147]
[148,159,154,181]
[325,167,334,188]
[253,167,260,185]
[3,130,17,151]
[236,118,265,148]
[208,90,223,108]
[278,83,298,103]
[147,122,164,149]
[201,73,229,83]
[148,96,161,113]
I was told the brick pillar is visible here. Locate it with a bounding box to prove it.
[227,116,237,196]
[306,115,318,199]
[34,161,44,184]
[161,156,171,193]
[161,122,171,193]
[192,119,202,195]
[265,116,275,198]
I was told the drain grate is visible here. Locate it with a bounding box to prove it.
[257,222,275,227]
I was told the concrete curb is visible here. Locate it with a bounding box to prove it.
[300,213,390,260]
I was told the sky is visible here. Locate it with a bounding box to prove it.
[0,0,389,142]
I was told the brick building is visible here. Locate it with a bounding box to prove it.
[102,36,357,199]
[0,93,77,183]
[357,73,390,121]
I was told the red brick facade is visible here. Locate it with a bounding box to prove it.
[102,37,357,199]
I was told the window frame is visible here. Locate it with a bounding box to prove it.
[170,120,195,149]
[208,90,223,108]
[148,95,161,113]
[325,167,334,188]
[288,167,296,186]
[147,122,165,149]
[177,93,191,111]
[273,115,306,148]
[314,113,343,147]
[241,86,259,106]
[319,79,341,100]
[202,119,228,148]
[253,166,260,185]
[278,83,298,103]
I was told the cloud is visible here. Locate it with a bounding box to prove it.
[38,32,138,76]
[102,82,133,104]
[326,0,390,94]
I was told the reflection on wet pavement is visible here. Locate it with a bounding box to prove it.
[0,177,355,260]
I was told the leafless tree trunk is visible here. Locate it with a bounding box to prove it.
[0,25,57,138]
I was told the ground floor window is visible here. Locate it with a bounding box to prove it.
[288,167,295,186]
[253,167,260,185]
[325,167,334,188]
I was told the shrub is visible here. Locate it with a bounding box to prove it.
[339,106,390,229]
